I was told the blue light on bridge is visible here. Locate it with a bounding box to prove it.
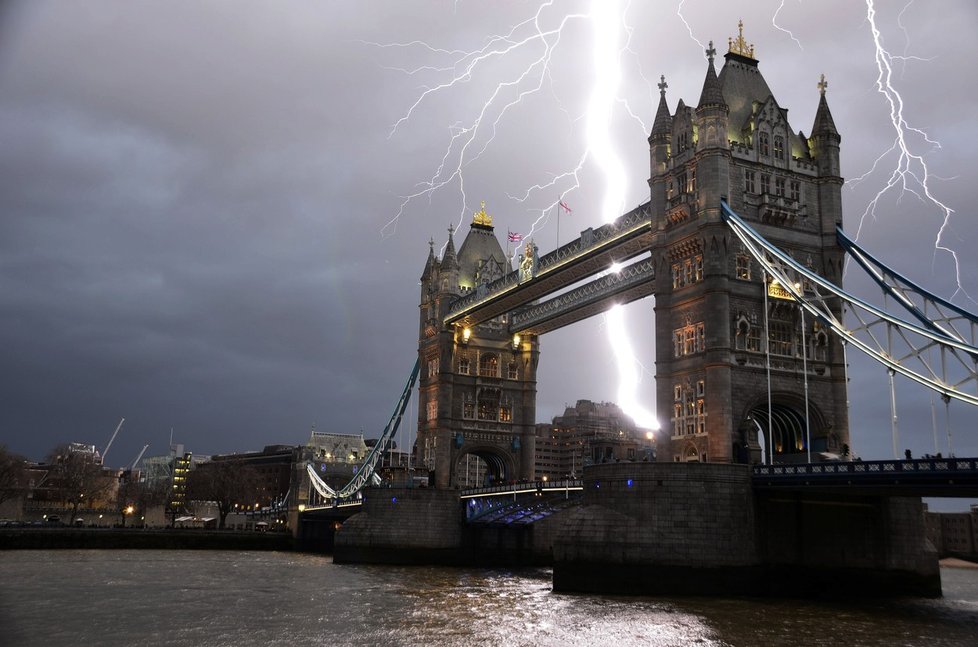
[392,496,397,504]
[627,479,634,488]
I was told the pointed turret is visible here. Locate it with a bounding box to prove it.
[441,224,459,273]
[649,75,673,173]
[695,41,729,151]
[810,74,841,178]
[696,42,726,110]
[421,237,437,282]
[811,75,839,138]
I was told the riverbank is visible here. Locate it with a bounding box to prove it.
[0,527,294,551]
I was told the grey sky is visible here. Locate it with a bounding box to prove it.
[2,1,977,489]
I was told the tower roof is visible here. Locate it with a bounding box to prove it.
[650,75,672,140]
[421,237,437,280]
[441,224,459,272]
[457,201,508,290]
[811,74,839,138]
[697,42,726,110]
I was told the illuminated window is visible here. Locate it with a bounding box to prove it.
[499,404,512,422]
[426,400,437,421]
[687,168,696,194]
[427,357,439,378]
[507,362,518,380]
[671,381,707,437]
[671,254,703,289]
[673,322,705,358]
[774,135,784,160]
[478,353,498,377]
[458,357,470,375]
[744,170,756,193]
[478,389,500,421]
[769,322,794,356]
[736,254,751,280]
[759,131,770,156]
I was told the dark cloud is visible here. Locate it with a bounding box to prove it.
[2,0,977,503]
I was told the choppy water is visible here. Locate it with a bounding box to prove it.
[1,550,977,646]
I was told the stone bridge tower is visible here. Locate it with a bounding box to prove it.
[649,24,850,464]
[417,203,539,488]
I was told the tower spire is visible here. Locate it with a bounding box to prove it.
[697,40,726,109]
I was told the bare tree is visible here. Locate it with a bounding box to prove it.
[0,445,28,507]
[116,476,168,527]
[185,459,259,529]
[46,444,112,523]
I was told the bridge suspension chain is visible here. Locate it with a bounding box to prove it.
[307,359,420,502]
[721,201,978,407]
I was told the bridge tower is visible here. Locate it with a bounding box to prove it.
[649,24,850,464]
[417,203,540,488]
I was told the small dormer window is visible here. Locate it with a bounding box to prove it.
[678,131,688,152]
[774,135,785,160]
[759,132,770,156]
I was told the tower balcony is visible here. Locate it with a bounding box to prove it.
[745,192,807,226]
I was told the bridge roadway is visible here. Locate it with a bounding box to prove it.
[444,203,654,334]
[752,457,978,497]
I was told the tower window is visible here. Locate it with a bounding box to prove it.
[736,254,751,280]
[478,388,500,421]
[458,357,470,375]
[790,180,800,202]
[775,177,786,197]
[759,132,770,156]
[673,322,705,357]
[427,357,439,378]
[760,174,771,194]
[671,254,703,289]
[677,172,688,195]
[744,170,756,194]
[507,362,518,380]
[479,353,499,377]
[774,135,785,160]
[426,400,438,421]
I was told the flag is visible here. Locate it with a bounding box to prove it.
[558,200,572,214]
[508,231,523,243]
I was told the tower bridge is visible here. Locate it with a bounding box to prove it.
[299,24,978,597]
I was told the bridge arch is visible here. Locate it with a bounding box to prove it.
[453,444,515,488]
[740,393,829,462]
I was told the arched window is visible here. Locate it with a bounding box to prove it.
[759,131,770,156]
[479,353,499,377]
[774,135,785,160]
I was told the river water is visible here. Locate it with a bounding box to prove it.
[1,550,977,646]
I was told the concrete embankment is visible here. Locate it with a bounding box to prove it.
[0,528,294,551]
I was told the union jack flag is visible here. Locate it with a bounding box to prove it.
[508,231,523,242]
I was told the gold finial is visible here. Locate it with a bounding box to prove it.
[728,19,755,59]
[472,200,493,227]
[818,73,828,96]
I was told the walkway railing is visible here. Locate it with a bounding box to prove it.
[459,479,583,499]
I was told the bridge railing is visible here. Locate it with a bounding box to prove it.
[753,457,978,478]
[459,479,583,498]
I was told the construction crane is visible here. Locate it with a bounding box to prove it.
[100,417,125,465]
[129,444,150,471]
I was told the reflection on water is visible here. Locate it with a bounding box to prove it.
[1,550,977,647]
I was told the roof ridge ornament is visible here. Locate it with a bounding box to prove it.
[728,19,755,59]
[658,74,668,97]
[472,200,493,227]
[818,73,828,96]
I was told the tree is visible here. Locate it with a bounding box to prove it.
[46,444,112,523]
[0,445,28,508]
[185,459,259,529]
[116,475,168,527]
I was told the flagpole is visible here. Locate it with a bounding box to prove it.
[556,202,560,249]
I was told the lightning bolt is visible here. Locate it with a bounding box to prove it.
[772,0,803,50]
[376,1,658,431]
[676,0,706,50]
[849,0,969,302]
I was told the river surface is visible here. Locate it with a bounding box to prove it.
[1,550,977,646]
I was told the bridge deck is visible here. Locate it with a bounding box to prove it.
[752,457,978,497]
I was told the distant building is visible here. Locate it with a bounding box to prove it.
[534,400,655,480]
[209,445,297,508]
[140,445,209,517]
